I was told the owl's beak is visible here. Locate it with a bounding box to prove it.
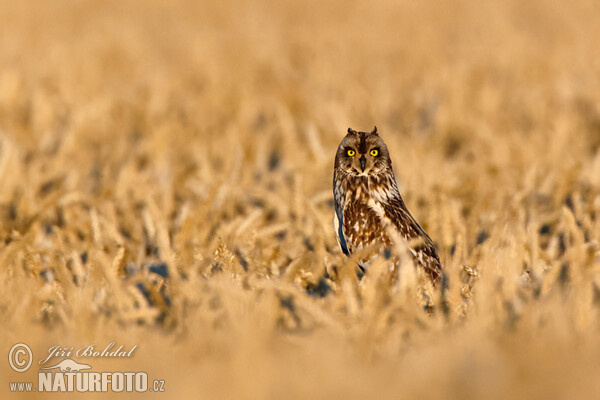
[359,155,366,172]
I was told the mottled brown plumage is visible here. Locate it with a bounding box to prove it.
[333,127,442,283]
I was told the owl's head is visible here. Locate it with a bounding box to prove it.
[335,126,391,177]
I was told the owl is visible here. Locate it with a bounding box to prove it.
[333,126,442,284]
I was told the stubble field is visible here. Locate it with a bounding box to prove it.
[1,0,600,398]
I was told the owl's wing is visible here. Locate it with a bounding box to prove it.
[382,196,442,283]
[334,201,369,278]
[333,202,350,256]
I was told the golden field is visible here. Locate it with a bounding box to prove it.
[1,0,600,398]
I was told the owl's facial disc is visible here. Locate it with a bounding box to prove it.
[336,129,390,177]
[343,145,383,176]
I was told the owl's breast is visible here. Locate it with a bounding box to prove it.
[342,199,391,255]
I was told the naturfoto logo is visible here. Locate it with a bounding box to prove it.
[8,343,165,394]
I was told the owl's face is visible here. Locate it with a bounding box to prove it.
[335,127,391,177]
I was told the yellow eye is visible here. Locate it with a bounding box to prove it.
[347,149,356,157]
[370,149,379,157]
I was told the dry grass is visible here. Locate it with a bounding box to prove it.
[1,0,600,398]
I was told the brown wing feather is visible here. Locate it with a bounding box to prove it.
[382,196,442,284]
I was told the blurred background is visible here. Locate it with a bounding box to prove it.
[1,0,600,398]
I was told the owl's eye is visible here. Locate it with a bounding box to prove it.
[347,149,356,157]
[370,149,379,157]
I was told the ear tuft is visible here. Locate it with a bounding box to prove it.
[371,126,378,135]
[347,127,355,134]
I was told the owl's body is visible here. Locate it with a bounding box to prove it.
[333,127,442,283]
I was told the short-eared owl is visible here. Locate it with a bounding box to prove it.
[333,127,442,283]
